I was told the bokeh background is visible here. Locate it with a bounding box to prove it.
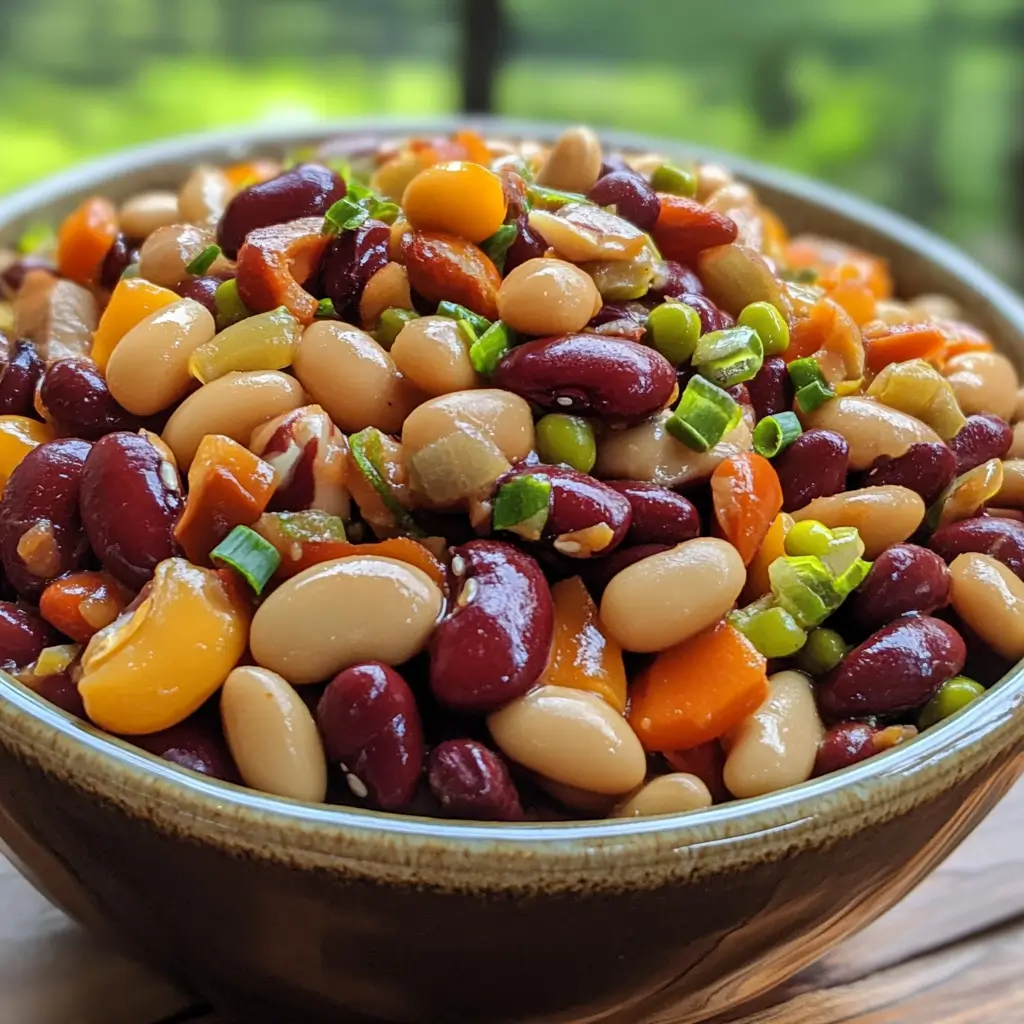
[2,0,1022,284]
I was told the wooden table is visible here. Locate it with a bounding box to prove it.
[5,784,1024,1024]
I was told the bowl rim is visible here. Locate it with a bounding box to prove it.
[2,115,1023,874]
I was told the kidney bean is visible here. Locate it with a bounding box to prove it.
[499,464,632,557]
[427,739,524,821]
[133,710,239,782]
[678,292,734,334]
[31,671,86,719]
[650,261,703,301]
[604,480,700,546]
[664,742,730,803]
[579,542,671,598]
[317,661,425,811]
[599,154,639,179]
[0,339,43,419]
[586,171,660,231]
[746,356,790,421]
[813,722,878,777]
[99,233,135,290]
[176,274,221,316]
[0,256,54,299]
[217,163,345,259]
[817,616,966,719]
[587,302,648,341]
[0,438,91,598]
[774,429,849,512]
[494,334,675,424]
[861,442,957,506]
[852,544,951,633]
[317,219,390,312]
[0,601,48,667]
[930,516,1024,580]
[430,540,554,713]
[502,218,547,275]
[949,414,1013,474]
[39,359,142,440]
[79,432,182,589]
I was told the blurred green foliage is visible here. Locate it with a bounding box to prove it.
[1,0,1021,281]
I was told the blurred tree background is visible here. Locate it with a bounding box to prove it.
[1,0,1022,283]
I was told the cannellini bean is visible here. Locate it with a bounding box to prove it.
[949,553,1024,661]
[119,191,180,239]
[612,773,713,818]
[944,352,1019,422]
[497,257,602,336]
[390,315,480,397]
[534,126,602,194]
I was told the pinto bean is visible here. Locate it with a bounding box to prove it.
[852,544,950,632]
[774,429,849,512]
[79,432,183,589]
[430,541,554,713]
[817,616,966,719]
[861,442,957,506]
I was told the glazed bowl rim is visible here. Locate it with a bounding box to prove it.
[1,115,1023,859]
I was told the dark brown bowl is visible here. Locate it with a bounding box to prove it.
[1,118,1023,1024]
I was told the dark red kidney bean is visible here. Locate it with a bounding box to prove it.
[494,334,675,423]
[746,356,790,420]
[177,275,221,316]
[813,722,878,777]
[0,438,91,598]
[317,219,389,310]
[817,616,966,719]
[650,261,703,301]
[861,442,956,506]
[79,432,182,589]
[852,544,950,633]
[774,429,850,512]
[31,671,86,719]
[0,256,54,299]
[604,480,700,546]
[430,541,554,713]
[0,339,43,418]
[317,661,424,811]
[599,154,640,179]
[588,302,648,341]
[499,464,632,557]
[40,359,142,439]
[579,543,671,598]
[502,218,547,275]
[99,233,135,290]
[427,739,524,821]
[949,414,1012,474]
[664,741,730,803]
[586,171,660,231]
[678,292,734,334]
[0,601,48,667]
[930,516,1024,580]
[132,713,239,782]
[217,163,346,259]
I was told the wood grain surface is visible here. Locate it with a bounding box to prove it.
[5,782,1024,1024]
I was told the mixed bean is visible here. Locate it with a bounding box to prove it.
[0,126,1019,822]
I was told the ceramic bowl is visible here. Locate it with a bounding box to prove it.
[0,119,1022,1024]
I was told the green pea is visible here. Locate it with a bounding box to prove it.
[738,301,790,356]
[796,627,848,676]
[535,414,597,473]
[650,163,698,198]
[784,519,834,559]
[731,602,807,658]
[646,301,701,366]
[917,676,985,731]
[374,307,420,350]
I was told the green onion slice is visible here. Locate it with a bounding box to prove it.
[315,297,337,319]
[752,412,802,458]
[788,355,833,390]
[665,375,742,452]
[185,244,221,276]
[349,427,423,536]
[768,555,841,630]
[470,321,513,375]
[795,379,835,414]
[210,526,281,595]
[374,307,420,349]
[213,278,250,331]
[492,474,552,540]
[526,184,592,210]
[728,596,807,658]
[481,223,518,272]
[436,300,492,335]
[693,326,764,387]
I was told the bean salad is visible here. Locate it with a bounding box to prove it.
[0,125,1021,822]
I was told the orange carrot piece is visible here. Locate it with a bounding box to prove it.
[711,453,783,566]
[56,197,118,287]
[224,159,279,190]
[39,571,133,645]
[453,129,492,166]
[539,577,627,713]
[864,325,945,373]
[943,336,994,360]
[628,621,769,752]
[828,280,876,326]
[91,277,180,370]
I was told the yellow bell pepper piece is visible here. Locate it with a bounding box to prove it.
[866,358,966,440]
[187,306,301,384]
[0,415,56,494]
[91,277,180,371]
[743,511,794,603]
[79,558,250,734]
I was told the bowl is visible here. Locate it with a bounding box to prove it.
[0,118,1022,1024]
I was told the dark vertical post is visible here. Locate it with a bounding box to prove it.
[460,0,504,114]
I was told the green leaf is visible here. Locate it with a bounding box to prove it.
[480,223,518,272]
[315,297,337,319]
[185,244,222,276]
[323,197,369,234]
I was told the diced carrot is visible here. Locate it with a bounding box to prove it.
[91,277,180,370]
[39,571,133,645]
[453,129,492,166]
[224,159,279,190]
[787,297,865,383]
[785,297,834,363]
[628,621,769,752]
[785,237,893,300]
[742,511,793,603]
[828,279,876,326]
[943,336,994,360]
[711,453,783,566]
[56,197,118,287]
[539,577,627,713]
[863,325,945,374]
